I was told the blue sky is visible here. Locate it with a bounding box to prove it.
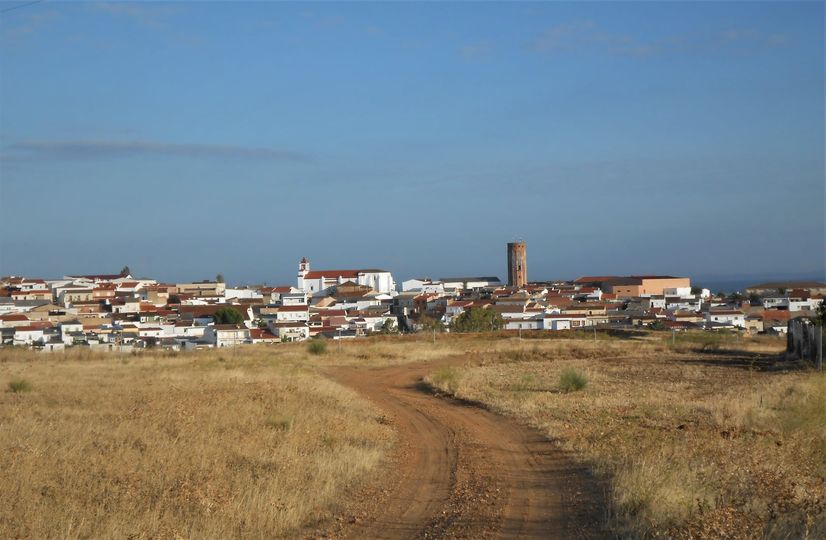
[0,1,823,287]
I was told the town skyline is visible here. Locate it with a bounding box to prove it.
[1,251,823,294]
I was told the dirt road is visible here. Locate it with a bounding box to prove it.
[323,360,609,539]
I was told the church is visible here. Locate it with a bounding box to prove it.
[296,258,396,297]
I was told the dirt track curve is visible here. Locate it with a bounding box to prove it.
[322,360,609,539]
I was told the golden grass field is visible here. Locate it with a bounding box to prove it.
[1,331,823,539]
[426,332,825,539]
[0,347,394,539]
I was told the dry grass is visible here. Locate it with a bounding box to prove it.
[0,346,393,539]
[424,332,826,538]
[1,331,821,539]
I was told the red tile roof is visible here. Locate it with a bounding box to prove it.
[279,305,309,312]
[0,313,29,321]
[303,269,386,279]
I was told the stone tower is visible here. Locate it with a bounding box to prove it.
[507,242,527,288]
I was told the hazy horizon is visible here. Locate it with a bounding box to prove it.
[1,2,824,284]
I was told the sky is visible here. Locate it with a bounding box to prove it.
[0,1,824,287]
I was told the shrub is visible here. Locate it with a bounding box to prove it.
[265,415,293,432]
[559,368,587,393]
[8,378,31,393]
[450,307,504,333]
[307,340,327,355]
[431,366,461,394]
[512,372,538,392]
[213,307,244,325]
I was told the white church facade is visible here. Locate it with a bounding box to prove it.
[296,258,397,296]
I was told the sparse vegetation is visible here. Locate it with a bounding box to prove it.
[0,332,819,539]
[7,378,31,393]
[430,366,461,394]
[423,333,824,538]
[418,314,444,333]
[265,415,294,432]
[558,368,587,392]
[307,339,327,355]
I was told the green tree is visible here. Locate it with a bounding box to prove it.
[649,320,667,331]
[814,302,826,326]
[728,292,744,303]
[120,266,131,276]
[418,314,444,333]
[690,286,702,295]
[450,307,503,333]
[216,273,226,284]
[378,318,399,334]
[213,307,243,325]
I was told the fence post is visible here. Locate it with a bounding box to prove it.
[818,326,823,371]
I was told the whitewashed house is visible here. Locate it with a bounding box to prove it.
[276,305,310,322]
[503,316,543,331]
[60,321,84,344]
[440,277,502,291]
[542,313,587,330]
[402,279,446,294]
[296,258,396,296]
[203,324,250,347]
[225,288,264,301]
[705,310,746,328]
[13,326,45,346]
[280,292,309,306]
[138,327,164,339]
[269,321,309,341]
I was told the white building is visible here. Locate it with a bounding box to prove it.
[705,310,746,328]
[296,258,396,296]
[440,277,502,291]
[401,279,446,294]
[503,316,543,330]
[60,321,84,344]
[269,321,309,341]
[276,305,310,322]
[13,326,45,345]
[138,327,165,339]
[225,288,264,301]
[542,313,587,330]
[280,292,308,306]
[663,287,693,297]
[203,324,250,347]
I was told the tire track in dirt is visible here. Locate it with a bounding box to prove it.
[322,359,609,539]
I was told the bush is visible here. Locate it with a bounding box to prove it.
[450,307,504,333]
[213,307,244,325]
[559,368,587,393]
[265,415,293,432]
[431,366,461,394]
[307,340,327,355]
[8,378,31,393]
